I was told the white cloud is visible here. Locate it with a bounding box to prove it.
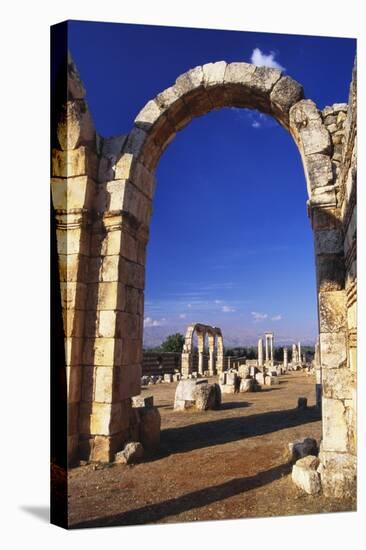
[187,303,192,308]
[252,120,261,128]
[251,311,268,322]
[271,314,282,321]
[250,48,285,71]
[214,299,223,304]
[179,313,187,319]
[222,305,236,313]
[144,317,165,328]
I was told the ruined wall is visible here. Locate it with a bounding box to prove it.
[317,62,357,498]
[142,352,181,376]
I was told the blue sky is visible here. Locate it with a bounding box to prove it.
[68,21,356,347]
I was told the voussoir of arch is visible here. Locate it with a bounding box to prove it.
[115,61,336,213]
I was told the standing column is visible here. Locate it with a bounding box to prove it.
[198,352,204,375]
[208,350,215,376]
[292,344,297,366]
[270,335,274,365]
[258,338,263,367]
[298,342,302,365]
[265,335,269,364]
[283,347,288,370]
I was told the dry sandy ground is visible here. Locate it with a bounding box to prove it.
[68,372,356,529]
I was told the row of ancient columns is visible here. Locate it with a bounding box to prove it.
[257,335,303,369]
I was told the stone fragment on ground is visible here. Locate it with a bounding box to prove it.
[288,437,319,461]
[292,455,321,494]
[115,441,144,464]
[132,395,154,408]
[138,406,161,450]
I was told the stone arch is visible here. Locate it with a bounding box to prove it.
[52,55,356,499]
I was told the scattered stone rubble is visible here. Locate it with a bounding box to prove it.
[174,379,221,411]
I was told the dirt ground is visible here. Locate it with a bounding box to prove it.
[68,372,356,529]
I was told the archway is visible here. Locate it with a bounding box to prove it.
[51,55,356,498]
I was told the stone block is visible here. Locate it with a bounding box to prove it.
[270,75,304,122]
[83,337,122,366]
[319,290,346,333]
[87,281,125,311]
[224,62,256,85]
[163,373,173,383]
[202,61,227,87]
[265,376,279,386]
[292,456,321,495]
[290,100,331,155]
[314,230,343,255]
[239,378,255,393]
[319,332,347,369]
[194,383,221,410]
[138,406,161,451]
[174,66,204,96]
[56,227,89,256]
[220,384,236,394]
[51,176,94,211]
[318,450,356,499]
[88,402,123,436]
[306,153,334,188]
[134,99,163,130]
[115,441,144,464]
[255,373,265,384]
[322,397,348,452]
[288,437,318,461]
[316,254,345,292]
[51,147,98,178]
[132,395,153,408]
[226,372,237,386]
[60,282,87,310]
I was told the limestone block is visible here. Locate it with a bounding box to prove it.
[255,373,265,385]
[125,286,143,314]
[60,281,87,310]
[174,379,204,406]
[83,337,122,366]
[224,62,256,85]
[51,176,94,211]
[115,441,144,464]
[218,372,226,385]
[220,384,236,394]
[319,332,347,369]
[265,376,279,386]
[290,100,331,155]
[202,61,227,87]
[134,99,163,130]
[124,127,148,157]
[322,397,348,452]
[94,366,115,403]
[131,161,156,199]
[97,310,117,338]
[116,312,141,340]
[57,100,96,151]
[239,378,255,393]
[318,450,356,498]
[314,229,343,255]
[101,134,127,158]
[292,456,321,494]
[194,383,221,410]
[56,227,90,256]
[319,291,346,333]
[156,85,180,110]
[288,437,318,461]
[66,366,82,403]
[119,363,141,400]
[101,230,122,257]
[270,75,304,122]
[87,281,125,311]
[100,255,120,283]
[62,308,85,338]
[120,259,145,289]
[175,66,204,96]
[132,395,153,408]
[120,339,142,366]
[226,372,237,385]
[51,147,98,178]
[163,374,173,383]
[89,402,124,435]
[148,114,176,148]
[316,254,345,292]
[138,406,161,451]
[306,153,334,188]
[58,253,82,282]
[311,185,337,206]
[250,66,282,97]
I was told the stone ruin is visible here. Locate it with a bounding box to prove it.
[181,323,224,377]
[51,46,357,499]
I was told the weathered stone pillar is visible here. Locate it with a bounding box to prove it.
[216,332,224,373]
[265,336,269,364]
[292,344,297,365]
[269,334,273,365]
[181,352,193,378]
[283,347,288,370]
[258,338,263,367]
[298,341,302,365]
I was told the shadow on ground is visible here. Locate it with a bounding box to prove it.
[71,462,292,528]
[159,406,321,456]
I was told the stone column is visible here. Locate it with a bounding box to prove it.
[258,338,263,367]
[298,342,302,365]
[265,335,269,364]
[208,350,215,376]
[198,352,204,375]
[283,347,288,370]
[181,352,193,378]
[292,344,297,365]
[270,335,274,365]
